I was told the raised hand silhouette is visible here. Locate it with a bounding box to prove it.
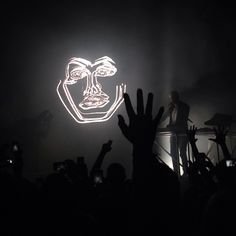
[118,89,164,152]
[118,89,180,235]
[209,125,228,145]
[187,125,200,159]
[187,125,198,143]
[90,140,113,179]
[101,140,113,153]
[209,125,231,160]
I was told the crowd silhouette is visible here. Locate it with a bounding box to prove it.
[0,89,235,235]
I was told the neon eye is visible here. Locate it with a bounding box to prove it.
[96,69,107,76]
[70,70,81,79]
[70,70,87,80]
[96,66,117,77]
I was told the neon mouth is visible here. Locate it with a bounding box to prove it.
[79,92,109,110]
[57,56,126,123]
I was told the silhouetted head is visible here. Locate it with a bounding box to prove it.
[106,163,126,184]
[169,90,180,104]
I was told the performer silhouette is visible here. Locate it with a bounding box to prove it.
[161,91,190,176]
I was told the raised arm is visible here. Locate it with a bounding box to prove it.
[90,140,112,177]
[187,125,199,157]
[209,125,231,160]
[118,89,164,181]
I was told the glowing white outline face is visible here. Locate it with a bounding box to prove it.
[57,56,126,123]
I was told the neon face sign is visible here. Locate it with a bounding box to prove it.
[57,56,126,123]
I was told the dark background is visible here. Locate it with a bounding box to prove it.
[1,0,236,179]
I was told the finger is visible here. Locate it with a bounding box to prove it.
[137,88,144,115]
[154,106,164,126]
[118,114,126,128]
[118,115,129,139]
[145,92,153,116]
[124,93,135,119]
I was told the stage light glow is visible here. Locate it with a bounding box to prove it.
[57,56,126,123]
